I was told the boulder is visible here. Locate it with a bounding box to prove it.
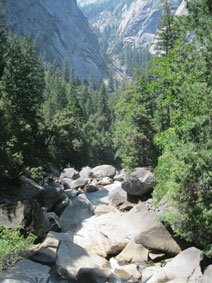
[115,240,149,264]
[74,203,181,258]
[41,231,73,249]
[20,176,43,200]
[77,268,117,283]
[30,246,57,266]
[60,168,79,181]
[122,173,155,197]
[79,166,92,179]
[44,211,61,233]
[69,178,88,190]
[142,247,203,283]
[65,189,82,200]
[94,205,119,215]
[121,168,156,197]
[42,184,64,211]
[113,169,127,182]
[0,200,45,237]
[60,194,94,232]
[108,184,127,207]
[56,240,108,279]
[53,192,71,216]
[135,210,181,255]
[97,177,113,186]
[61,178,73,189]
[133,167,151,178]
[114,263,141,280]
[0,259,50,282]
[200,265,212,283]
[84,184,99,193]
[91,165,116,178]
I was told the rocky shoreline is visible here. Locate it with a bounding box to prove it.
[0,165,211,282]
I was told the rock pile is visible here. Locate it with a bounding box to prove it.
[0,165,210,282]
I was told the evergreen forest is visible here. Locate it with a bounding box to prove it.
[0,0,212,258]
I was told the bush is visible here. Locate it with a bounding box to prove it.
[0,226,36,272]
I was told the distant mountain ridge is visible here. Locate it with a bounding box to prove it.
[3,0,107,82]
[79,0,183,79]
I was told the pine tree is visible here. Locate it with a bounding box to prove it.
[155,0,176,56]
[0,34,45,177]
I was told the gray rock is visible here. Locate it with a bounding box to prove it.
[60,168,79,181]
[113,169,127,181]
[60,194,94,232]
[114,263,141,280]
[121,175,146,196]
[135,210,181,255]
[97,177,113,186]
[84,184,99,193]
[91,165,116,178]
[74,203,181,258]
[53,192,71,216]
[0,200,45,237]
[142,247,203,283]
[115,240,149,264]
[69,178,88,190]
[108,184,127,207]
[0,259,50,282]
[122,170,156,197]
[4,0,107,82]
[30,246,57,266]
[20,176,43,200]
[61,178,73,190]
[41,231,73,249]
[56,240,108,279]
[42,184,64,211]
[200,265,212,283]
[44,211,61,233]
[79,166,92,179]
[77,268,116,283]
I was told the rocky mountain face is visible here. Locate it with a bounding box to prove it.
[84,0,182,52]
[80,0,183,79]
[3,0,107,82]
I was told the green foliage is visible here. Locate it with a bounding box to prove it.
[114,74,158,169]
[152,0,212,256]
[0,226,36,272]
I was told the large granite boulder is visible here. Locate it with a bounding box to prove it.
[200,265,212,283]
[0,200,45,237]
[0,259,50,282]
[91,165,116,178]
[56,240,108,279]
[60,194,94,232]
[30,246,57,266]
[142,247,203,283]
[115,240,149,264]
[60,168,79,181]
[74,203,181,258]
[53,192,71,216]
[108,184,127,207]
[122,169,156,197]
[77,268,117,283]
[44,211,61,233]
[20,176,43,200]
[68,178,88,190]
[79,166,92,179]
[42,184,64,211]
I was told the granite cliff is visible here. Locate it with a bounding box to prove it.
[3,0,107,81]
